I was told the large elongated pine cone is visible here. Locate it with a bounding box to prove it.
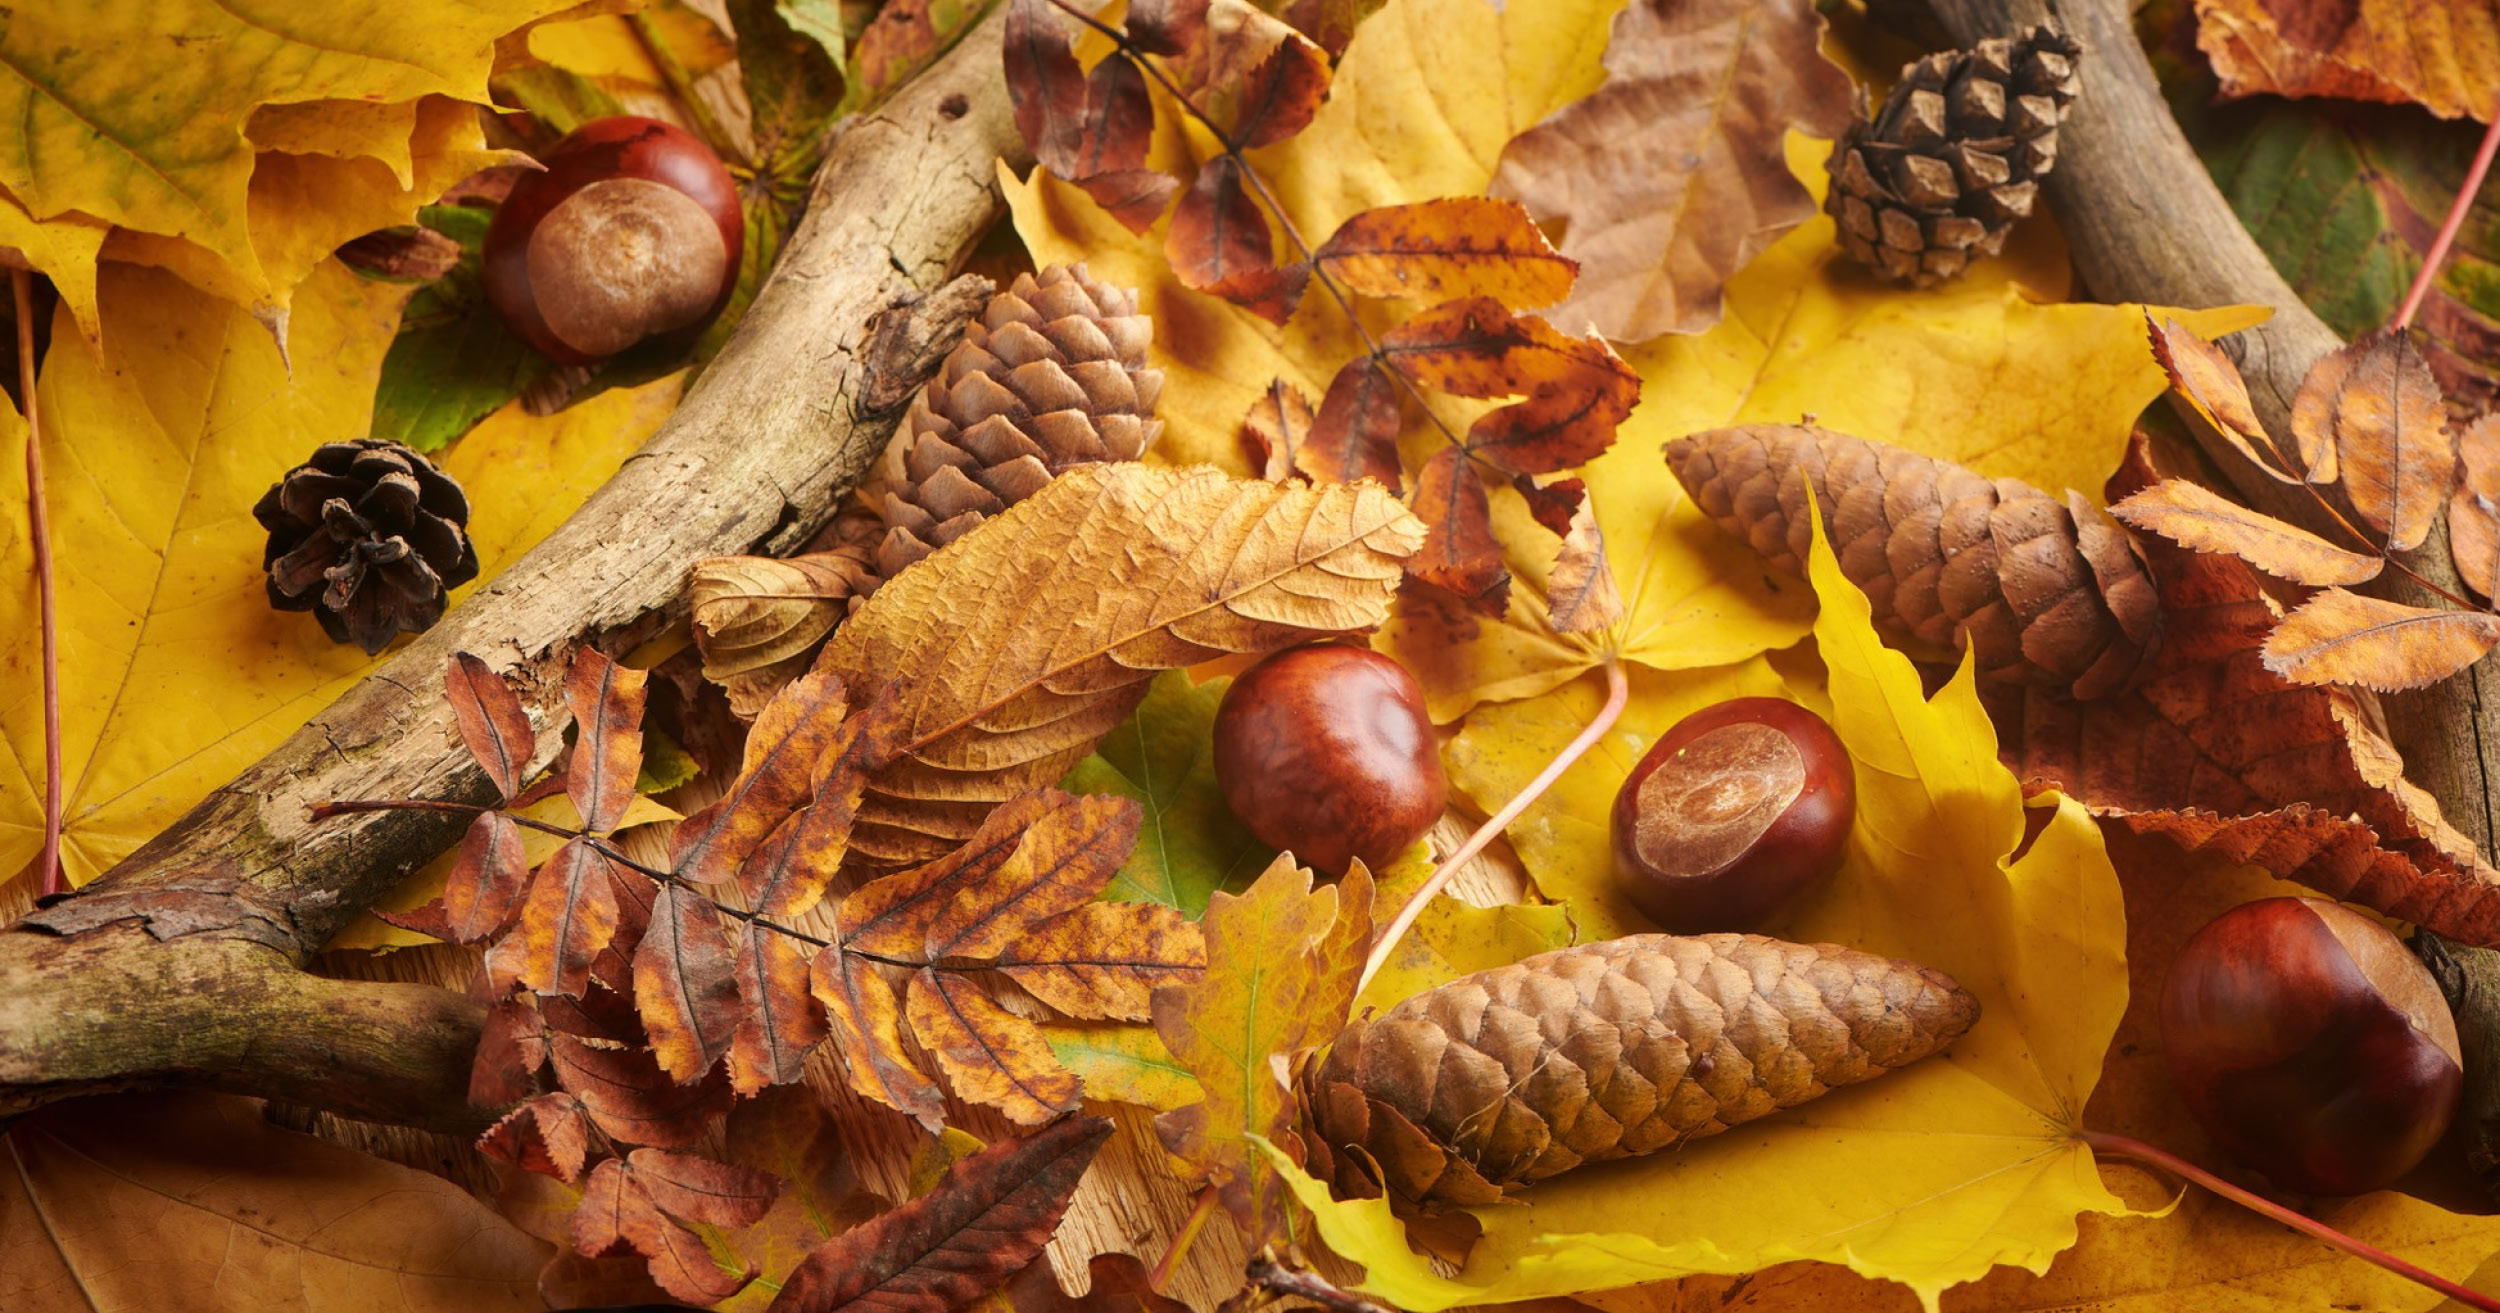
[691,264,1162,715]
[1303,934,1978,1210]
[1666,423,2160,700]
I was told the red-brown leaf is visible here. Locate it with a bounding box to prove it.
[1313,198,1576,309]
[1407,447,1507,615]
[904,970,1083,1124]
[672,668,851,886]
[480,1092,592,1182]
[1512,474,1584,536]
[1299,357,1403,489]
[729,922,827,1095]
[1242,379,1316,482]
[470,995,551,1107]
[573,1153,762,1304]
[550,1032,734,1148]
[442,809,530,943]
[1074,54,1157,181]
[736,691,910,918]
[1381,297,1638,473]
[2148,315,2296,482]
[502,838,624,998]
[566,649,649,833]
[991,1252,1192,1313]
[572,1156,637,1258]
[448,651,535,800]
[1125,0,1208,56]
[765,1115,1112,1313]
[1165,157,1304,322]
[626,1146,780,1227]
[635,886,744,1083]
[1232,32,1328,149]
[2454,415,2500,603]
[1077,170,1181,234]
[840,790,1141,961]
[1004,0,1088,175]
[2295,330,2455,551]
[812,948,947,1131]
[2109,477,2383,587]
[991,901,1204,1021]
[2263,587,2500,691]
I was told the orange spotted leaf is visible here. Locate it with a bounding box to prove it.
[566,649,649,833]
[812,947,947,1132]
[634,886,744,1083]
[736,691,910,919]
[1300,357,1404,489]
[502,838,624,999]
[990,901,1205,1021]
[904,969,1083,1125]
[729,922,826,1095]
[672,669,851,886]
[842,790,1141,961]
[448,651,536,800]
[1313,198,1576,308]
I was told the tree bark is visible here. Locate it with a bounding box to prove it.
[1924,0,2500,868]
[0,14,1024,1132]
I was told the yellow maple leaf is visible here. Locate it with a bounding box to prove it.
[1278,508,2133,1308]
[0,260,684,898]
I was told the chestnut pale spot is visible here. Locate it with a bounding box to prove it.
[1633,723,1804,879]
[528,177,729,358]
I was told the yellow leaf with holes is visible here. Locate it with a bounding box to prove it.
[0,261,683,899]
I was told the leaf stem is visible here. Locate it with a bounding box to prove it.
[2082,1131,2500,1312]
[12,269,59,897]
[1355,656,1628,996]
[1150,1184,1219,1292]
[2395,106,2500,332]
[1242,1256,1394,1313]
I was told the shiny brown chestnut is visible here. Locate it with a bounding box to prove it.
[1609,697,1854,933]
[1212,643,1445,875]
[2161,896,2462,1196]
[483,116,743,366]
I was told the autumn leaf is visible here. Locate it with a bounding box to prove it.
[813,463,1422,869]
[1039,1021,1201,1112]
[767,1115,1112,1313]
[481,1091,596,1183]
[575,1148,780,1304]
[495,837,628,998]
[2292,329,2456,551]
[636,885,745,1082]
[2263,587,2500,691]
[0,1092,545,1313]
[814,948,949,1132]
[2192,0,2500,122]
[1060,669,1276,914]
[1486,0,1854,341]
[730,920,828,1095]
[1240,378,1317,480]
[671,667,854,886]
[436,810,531,943]
[551,1027,737,1150]
[2111,477,2383,586]
[1311,198,1575,308]
[715,1087,896,1311]
[1290,510,2129,1307]
[2148,313,2298,481]
[2454,415,2500,601]
[448,651,539,800]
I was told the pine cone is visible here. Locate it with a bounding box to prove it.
[691,264,1161,716]
[1826,24,2081,287]
[1303,934,1977,1210]
[1665,423,2160,700]
[255,439,478,654]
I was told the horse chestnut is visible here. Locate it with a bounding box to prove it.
[1212,644,1445,874]
[483,116,743,366]
[1610,697,1853,933]
[2161,897,2462,1195]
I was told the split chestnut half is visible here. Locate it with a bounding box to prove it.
[483,116,744,366]
[1610,697,1854,933]
[1212,643,1445,875]
[2161,896,2462,1196]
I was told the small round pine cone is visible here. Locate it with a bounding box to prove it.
[1303,934,1978,1210]
[1665,423,2161,700]
[254,439,479,654]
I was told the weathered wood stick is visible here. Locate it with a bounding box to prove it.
[1925,0,2500,866]
[0,14,1022,1131]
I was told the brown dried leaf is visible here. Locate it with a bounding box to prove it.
[989,1252,1192,1313]
[2148,315,2294,482]
[673,669,852,885]
[441,810,530,943]
[550,1032,735,1149]
[500,838,624,999]
[573,1151,769,1305]
[905,969,1083,1125]
[1165,157,1305,323]
[2295,330,2455,551]
[691,552,877,719]
[1004,0,1089,176]
[1312,198,1576,309]
[2263,587,2500,691]
[1299,357,1404,489]
[813,464,1423,870]
[2453,415,2500,603]
[448,651,534,800]
[471,995,551,1107]
[479,1092,592,1183]
[729,922,826,1095]
[635,887,744,1083]
[2192,0,2500,121]
[2109,477,2383,586]
[812,949,948,1131]
[566,649,649,833]
[766,1115,1111,1313]
[628,1147,780,1228]
[1233,31,1330,149]
[1407,447,1507,617]
[1545,493,1624,635]
[1381,297,1639,474]
[1127,0,1210,55]
[1242,378,1317,481]
[1487,0,1853,340]
[1511,473,1585,536]
[839,790,1141,961]
[990,901,1204,1021]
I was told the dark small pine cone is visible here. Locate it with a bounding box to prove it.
[254,439,479,654]
[1827,23,2082,287]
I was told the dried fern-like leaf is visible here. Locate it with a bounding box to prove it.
[815,463,1425,867]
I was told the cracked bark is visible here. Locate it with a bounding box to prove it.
[0,14,1022,1132]
[1924,0,2500,878]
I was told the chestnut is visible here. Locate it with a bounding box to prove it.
[1609,697,1853,933]
[483,116,743,366]
[1212,643,1445,875]
[2161,896,2462,1196]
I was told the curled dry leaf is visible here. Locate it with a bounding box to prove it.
[766,1115,1112,1313]
[2454,415,2500,602]
[2292,329,2455,552]
[1487,0,1853,341]
[691,552,879,715]
[447,650,537,799]
[2109,477,2383,586]
[2262,586,2500,691]
[2147,314,2298,482]
[1310,197,1576,308]
[1242,378,1317,481]
[813,463,1423,870]
[1543,493,1622,635]
[481,1092,594,1183]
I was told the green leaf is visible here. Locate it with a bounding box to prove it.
[1060,670,1274,916]
[367,202,552,452]
[1038,1022,1199,1112]
[637,724,702,795]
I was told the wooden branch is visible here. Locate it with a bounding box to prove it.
[1925,0,2500,868]
[0,13,1024,1131]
